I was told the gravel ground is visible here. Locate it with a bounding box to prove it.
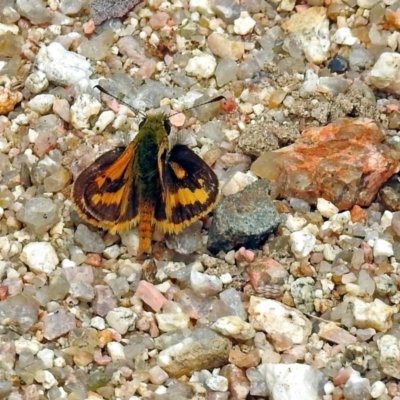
[2,0,400,399]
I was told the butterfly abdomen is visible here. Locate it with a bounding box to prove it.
[138,201,155,254]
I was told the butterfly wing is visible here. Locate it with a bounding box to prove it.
[72,142,140,232]
[154,144,219,234]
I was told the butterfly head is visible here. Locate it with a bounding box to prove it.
[138,113,171,136]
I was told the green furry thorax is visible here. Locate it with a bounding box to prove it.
[135,114,168,202]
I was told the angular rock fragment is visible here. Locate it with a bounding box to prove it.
[0,294,40,334]
[89,0,140,25]
[378,335,400,379]
[252,118,400,210]
[281,6,330,64]
[318,322,357,346]
[43,309,76,340]
[259,363,327,400]
[0,85,22,115]
[207,179,280,253]
[350,298,394,332]
[158,328,232,377]
[368,52,400,95]
[248,297,312,344]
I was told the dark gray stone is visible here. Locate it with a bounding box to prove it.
[207,179,280,253]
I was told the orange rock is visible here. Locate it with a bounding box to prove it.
[350,205,367,223]
[83,19,96,35]
[252,118,400,210]
[229,347,260,369]
[85,253,102,268]
[97,329,114,348]
[0,86,22,115]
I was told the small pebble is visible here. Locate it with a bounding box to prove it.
[27,94,55,114]
[370,381,386,398]
[317,198,339,218]
[155,312,190,332]
[373,239,394,258]
[234,11,256,35]
[285,215,308,232]
[106,307,137,335]
[21,242,59,274]
[290,231,316,259]
[206,375,229,392]
[70,94,102,130]
[24,71,49,94]
[211,316,255,340]
[185,53,217,79]
[135,280,166,312]
[149,365,169,385]
[190,271,223,296]
[328,56,349,73]
[43,309,76,340]
[36,42,92,85]
[93,110,115,133]
[107,342,126,362]
[74,224,105,254]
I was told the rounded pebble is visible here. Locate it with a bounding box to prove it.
[21,242,59,274]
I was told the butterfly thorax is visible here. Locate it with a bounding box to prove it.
[135,115,168,202]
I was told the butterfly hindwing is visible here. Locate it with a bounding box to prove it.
[72,142,140,232]
[154,144,219,234]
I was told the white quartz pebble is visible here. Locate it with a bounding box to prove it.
[290,231,316,259]
[317,198,339,218]
[21,242,59,274]
[106,307,136,335]
[185,53,217,79]
[373,239,394,258]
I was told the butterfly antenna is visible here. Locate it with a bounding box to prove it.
[168,95,226,120]
[94,84,146,118]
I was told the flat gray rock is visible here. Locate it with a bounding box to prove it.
[207,179,280,253]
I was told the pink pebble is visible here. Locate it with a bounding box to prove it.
[149,11,170,30]
[52,99,69,122]
[235,247,255,263]
[83,20,95,35]
[295,4,309,12]
[93,349,111,366]
[387,104,399,112]
[109,329,122,342]
[104,98,120,113]
[136,59,157,79]
[169,112,185,127]
[333,366,355,386]
[135,280,167,312]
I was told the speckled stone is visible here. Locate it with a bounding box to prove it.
[207,179,280,253]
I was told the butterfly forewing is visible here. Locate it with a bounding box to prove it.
[154,144,219,234]
[72,143,140,231]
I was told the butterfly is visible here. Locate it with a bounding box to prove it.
[72,90,221,254]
